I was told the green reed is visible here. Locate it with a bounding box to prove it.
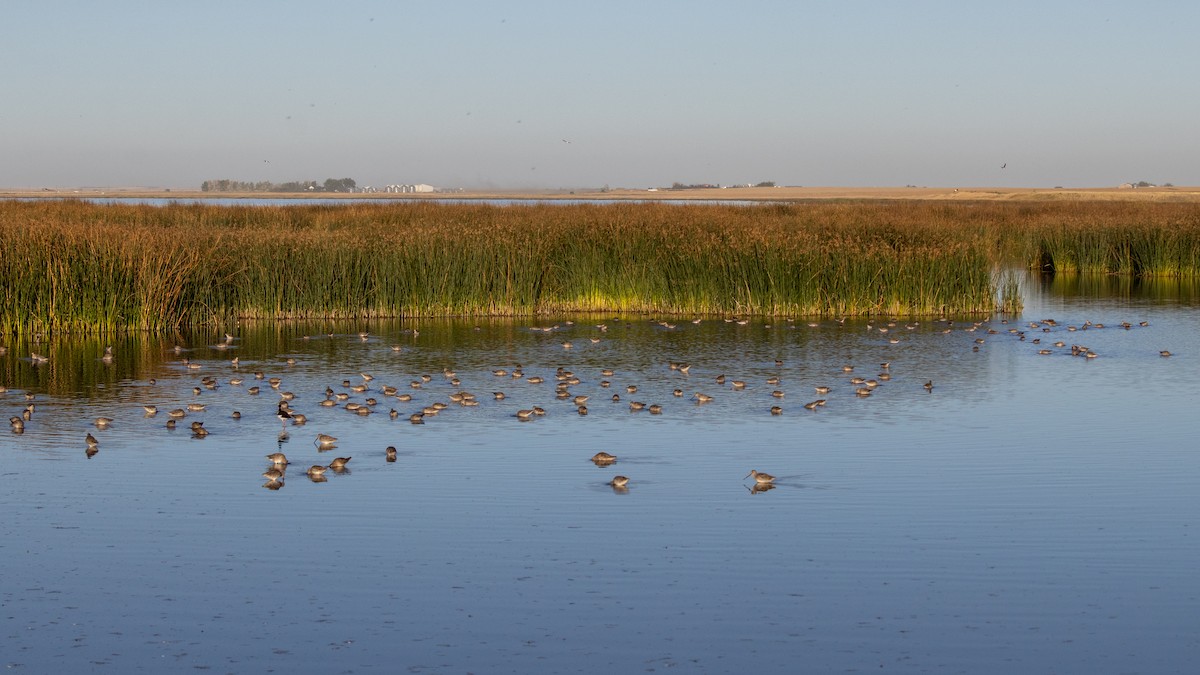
[2,198,1195,334]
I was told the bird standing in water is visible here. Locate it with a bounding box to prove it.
[276,400,293,430]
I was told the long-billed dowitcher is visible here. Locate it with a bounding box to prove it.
[328,457,352,470]
[315,433,338,446]
[745,470,775,484]
[591,452,617,465]
[306,465,328,478]
[266,452,289,465]
[386,446,398,462]
[609,475,629,488]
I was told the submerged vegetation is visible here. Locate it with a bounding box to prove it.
[1,199,1197,334]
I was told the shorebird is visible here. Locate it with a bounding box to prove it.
[276,401,293,430]
[94,417,113,429]
[608,475,629,488]
[328,457,352,470]
[262,468,284,481]
[86,432,99,448]
[693,393,714,403]
[266,452,289,465]
[745,470,775,484]
[386,446,398,462]
[315,433,338,446]
[591,452,617,465]
[306,465,328,478]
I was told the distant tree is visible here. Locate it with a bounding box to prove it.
[754,181,776,188]
[323,177,357,192]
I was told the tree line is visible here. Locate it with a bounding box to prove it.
[201,178,358,193]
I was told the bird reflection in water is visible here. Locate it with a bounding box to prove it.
[746,482,776,495]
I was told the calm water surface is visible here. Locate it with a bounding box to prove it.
[5,196,759,207]
[2,275,1198,674]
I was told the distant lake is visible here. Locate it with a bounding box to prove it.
[2,273,1198,673]
[4,196,761,207]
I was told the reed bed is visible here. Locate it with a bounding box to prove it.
[1,199,1196,334]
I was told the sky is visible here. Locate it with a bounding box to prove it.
[3,1,1198,190]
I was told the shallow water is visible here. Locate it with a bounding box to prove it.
[2,275,1198,673]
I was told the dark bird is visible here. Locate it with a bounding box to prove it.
[276,401,293,430]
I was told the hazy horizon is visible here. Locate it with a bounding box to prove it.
[4,1,1198,190]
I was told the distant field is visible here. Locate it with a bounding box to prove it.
[4,185,1200,202]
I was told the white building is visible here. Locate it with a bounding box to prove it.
[385,183,437,193]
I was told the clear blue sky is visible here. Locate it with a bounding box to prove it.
[3,1,1197,189]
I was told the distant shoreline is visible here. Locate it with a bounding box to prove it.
[4,185,1200,202]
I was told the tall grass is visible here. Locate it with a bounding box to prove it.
[1,199,1196,334]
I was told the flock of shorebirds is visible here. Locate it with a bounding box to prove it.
[2,315,1170,492]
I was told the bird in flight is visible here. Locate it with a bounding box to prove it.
[1001,163,1007,169]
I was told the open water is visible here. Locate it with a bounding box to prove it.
[2,273,1198,673]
